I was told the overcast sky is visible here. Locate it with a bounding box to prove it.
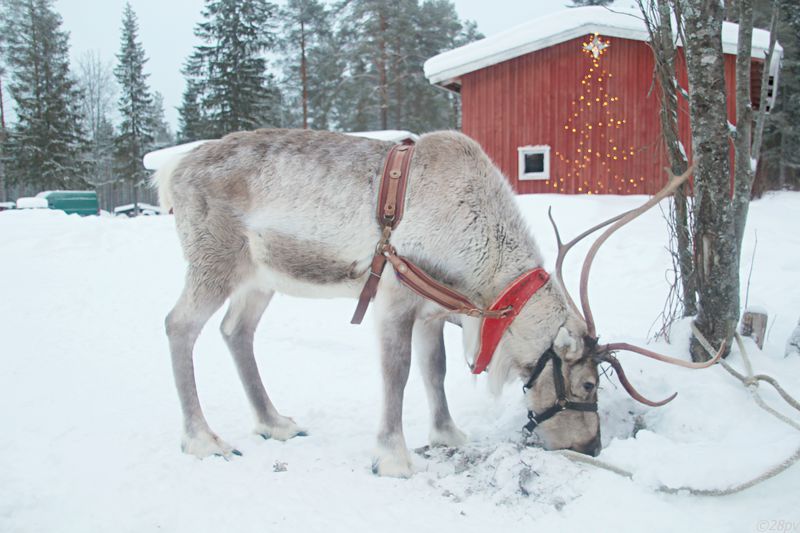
[51,0,571,130]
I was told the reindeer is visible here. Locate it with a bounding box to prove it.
[154,128,720,478]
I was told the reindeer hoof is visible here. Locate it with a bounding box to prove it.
[255,417,307,441]
[372,448,414,478]
[429,424,467,448]
[182,431,239,459]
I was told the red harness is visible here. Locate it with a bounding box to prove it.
[352,142,550,373]
[471,268,550,374]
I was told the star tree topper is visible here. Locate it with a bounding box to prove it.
[583,33,610,59]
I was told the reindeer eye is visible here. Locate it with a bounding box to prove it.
[583,381,596,393]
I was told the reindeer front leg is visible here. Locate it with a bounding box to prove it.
[413,317,467,448]
[372,291,416,478]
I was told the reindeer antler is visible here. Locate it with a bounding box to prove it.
[599,353,678,407]
[602,340,725,369]
[550,166,722,407]
[548,207,633,321]
[579,166,693,338]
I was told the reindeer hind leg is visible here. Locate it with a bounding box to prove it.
[166,269,238,458]
[220,287,307,441]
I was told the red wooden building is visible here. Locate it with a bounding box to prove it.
[424,7,781,195]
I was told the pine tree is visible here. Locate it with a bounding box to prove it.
[114,2,154,214]
[179,0,281,139]
[177,63,208,142]
[1,0,87,191]
[277,0,334,129]
[406,0,480,131]
[148,91,174,148]
[334,0,480,132]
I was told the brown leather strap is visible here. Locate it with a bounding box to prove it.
[377,141,414,228]
[383,248,511,319]
[351,252,387,324]
[351,139,511,325]
[351,141,415,324]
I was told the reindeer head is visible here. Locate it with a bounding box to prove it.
[513,165,722,456]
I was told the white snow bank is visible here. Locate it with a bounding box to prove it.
[1,191,798,532]
[143,131,418,170]
[347,130,419,143]
[15,197,48,209]
[143,140,211,170]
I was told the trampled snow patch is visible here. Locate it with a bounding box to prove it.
[1,192,799,532]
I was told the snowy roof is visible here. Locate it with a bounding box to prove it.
[424,6,782,89]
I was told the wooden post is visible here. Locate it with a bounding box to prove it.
[740,308,768,349]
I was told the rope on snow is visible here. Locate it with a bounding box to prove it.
[556,325,800,496]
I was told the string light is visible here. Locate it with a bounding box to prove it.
[552,34,636,194]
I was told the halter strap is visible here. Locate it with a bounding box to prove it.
[522,348,598,433]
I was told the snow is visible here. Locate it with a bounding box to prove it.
[143,132,418,170]
[15,197,48,209]
[113,203,162,215]
[1,192,799,532]
[346,130,419,143]
[143,140,211,170]
[424,5,783,88]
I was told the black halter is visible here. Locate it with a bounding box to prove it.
[522,348,598,433]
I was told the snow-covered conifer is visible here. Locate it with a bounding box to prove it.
[1,0,87,190]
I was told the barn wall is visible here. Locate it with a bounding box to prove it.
[460,35,741,195]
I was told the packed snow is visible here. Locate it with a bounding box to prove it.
[1,191,799,533]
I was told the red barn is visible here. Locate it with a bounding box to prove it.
[424,6,782,195]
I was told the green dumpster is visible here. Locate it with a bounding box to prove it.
[37,191,99,216]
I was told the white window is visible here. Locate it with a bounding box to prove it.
[517,145,551,181]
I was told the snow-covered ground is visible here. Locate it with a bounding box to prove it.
[1,192,798,533]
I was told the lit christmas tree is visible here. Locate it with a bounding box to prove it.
[553,33,642,194]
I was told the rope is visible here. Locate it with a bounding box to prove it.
[556,325,800,496]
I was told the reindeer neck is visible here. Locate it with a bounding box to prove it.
[469,229,545,306]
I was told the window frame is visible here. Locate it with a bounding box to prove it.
[517,145,551,181]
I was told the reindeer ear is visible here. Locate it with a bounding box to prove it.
[553,326,581,361]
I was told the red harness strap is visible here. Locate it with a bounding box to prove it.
[471,268,550,374]
[351,142,551,374]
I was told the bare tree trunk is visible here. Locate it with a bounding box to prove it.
[680,1,739,361]
[300,19,308,129]
[378,11,388,130]
[732,0,754,249]
[0,76,6,203]
[751,2,779,164]
[643,0,697,317]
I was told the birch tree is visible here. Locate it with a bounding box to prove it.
[675,0,779,360]
[77,51,116,187]
[637,0,697,330]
